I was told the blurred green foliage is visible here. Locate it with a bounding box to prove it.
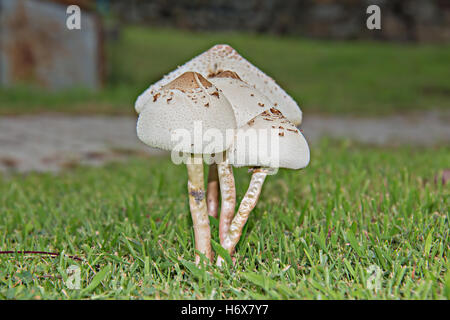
[0,26,449,115]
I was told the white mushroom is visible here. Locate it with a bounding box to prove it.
[136,72,237,264]
[206,163,220,218]
[135,44,303,126]
[135,45,304,221]
[216,108,310,266]
[229,108,310,170]
[208,71,273,127]
[207,70,276,244]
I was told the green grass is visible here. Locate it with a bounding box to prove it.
[1,26,449,115]
[0,140,448,299]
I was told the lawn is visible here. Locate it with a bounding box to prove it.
[1,140,448,299]
[0,26,449,116]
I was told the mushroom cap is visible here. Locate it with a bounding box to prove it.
[136,72,236,154]
[228,108,309,169]
[135,44,302,125]
[208,71,273,127]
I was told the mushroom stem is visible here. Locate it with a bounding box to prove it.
[217,162,236,244]
[186,155,212,264]
[217,168,268,266]
[206,163,220,218]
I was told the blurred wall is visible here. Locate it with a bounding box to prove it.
[110,0,450,43]
[0,0,104,90]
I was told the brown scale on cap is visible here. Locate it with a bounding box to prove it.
[208,70,242,80]
[270,108,282,116]
[153,93,160,102]
[162,72,213,91]
[207,70,223,78]
[247,119,255,126]
[257,108,300,137]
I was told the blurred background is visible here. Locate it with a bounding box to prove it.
[0,0,449,171]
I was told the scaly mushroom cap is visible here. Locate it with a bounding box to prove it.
[228,108,309,169]
[207,70,274,127]
[135,44,302,125]
[136,72,236,154]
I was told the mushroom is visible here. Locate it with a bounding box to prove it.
[135,44,303,126]
[216,108,310,266]
[135,45,304,224]
[208,71,274,127]
[206,163,220,218]
[136,72,237,264]
[207,70,276,244]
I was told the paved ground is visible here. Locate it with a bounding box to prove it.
[304,110,450,146]
[0,111,449,172]
[0,115,163,172]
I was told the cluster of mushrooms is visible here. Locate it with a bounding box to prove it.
[135,45,310,266]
